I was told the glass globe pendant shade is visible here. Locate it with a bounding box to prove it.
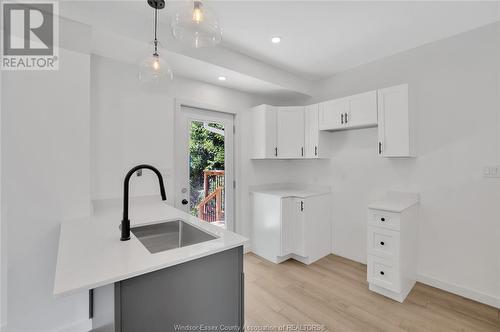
[139,47,174,84]
[138,0,173,85]
[171,0,222,48]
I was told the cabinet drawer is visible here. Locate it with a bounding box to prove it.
[367,255,400,293]
[368,209,400,230]
[367,226,399,259]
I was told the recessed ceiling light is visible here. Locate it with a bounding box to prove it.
[218,76,227,81]
[271,36,281,44]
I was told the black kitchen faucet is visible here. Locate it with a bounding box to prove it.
[121,164,166,241]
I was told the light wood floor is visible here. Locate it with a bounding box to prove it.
[244,253,500,332]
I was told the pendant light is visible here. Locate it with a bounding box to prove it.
[171,0,222,48]
[139,0,174,83]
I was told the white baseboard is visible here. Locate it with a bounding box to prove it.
[331,249,366,265]
[329,249,500,309]
[57,318,92,332]
[417,274,500,309]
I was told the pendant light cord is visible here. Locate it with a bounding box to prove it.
[153,7,159,55]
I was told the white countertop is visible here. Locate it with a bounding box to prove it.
[368,191,419,212]
[250,184,331,198]
[54,199,248,297]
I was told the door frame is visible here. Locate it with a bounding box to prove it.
[173,98,239,232]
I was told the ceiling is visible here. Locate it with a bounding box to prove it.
[216,1,500,79]
[61,1,500,97]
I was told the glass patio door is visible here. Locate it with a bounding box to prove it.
[174,106,234,230]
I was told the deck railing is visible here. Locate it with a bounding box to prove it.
[197,170,225,222]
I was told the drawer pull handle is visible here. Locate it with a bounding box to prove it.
[380,271,385,276]
[380,217,386,222]
[380,241,385,246]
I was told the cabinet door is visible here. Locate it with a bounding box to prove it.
[377,84,413,157]
[281,197,296,256]
[251,105,277,158]
[277,107,305,158]
[319,98,349,130]
[251,193,282,262]
[119,247,244,332]
[303,194,332,263]
[283,198,305,257]
[305,104,319,158]
[347,90,377,129]
[293,198,306,257]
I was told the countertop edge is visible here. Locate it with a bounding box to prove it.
[53,200,248,298]
[54,241,246,298]
[367,201,419,213]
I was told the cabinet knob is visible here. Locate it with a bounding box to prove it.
[380,241,385,246]
[380,217,386,222]
[380,271,385,276]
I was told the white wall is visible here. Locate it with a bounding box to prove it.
[294,22,500,305]
[2,12,498,332]
[0,59,4,330]
[92,21,499,308]
[90,55,289,238]
[1,19,93,332]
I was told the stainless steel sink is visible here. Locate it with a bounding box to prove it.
[131,220,218,254]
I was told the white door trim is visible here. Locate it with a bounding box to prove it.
[175,98,239,115]
[173,98,239,232]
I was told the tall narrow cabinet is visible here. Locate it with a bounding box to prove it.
[305,104,330,158]
[251,105,277,159]
[377,84,415,157]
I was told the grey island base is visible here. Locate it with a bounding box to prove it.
[92,246,244,332]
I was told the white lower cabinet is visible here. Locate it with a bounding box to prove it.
[367,255,400,293]
[367,226,400,260]
[367,192,419,302]
[251,191,332,265]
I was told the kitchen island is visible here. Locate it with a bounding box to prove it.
[54,198,247,332]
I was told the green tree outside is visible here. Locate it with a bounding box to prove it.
[189,121,225,216]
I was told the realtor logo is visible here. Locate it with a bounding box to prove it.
[1,1,59,70]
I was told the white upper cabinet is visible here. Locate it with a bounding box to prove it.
[348,91,378,129]
[277,107,305,158]
[377,84,415,157]
[251,105,277,159]
[319,97,349,130]
[319,90,377,131]
[252,105,326,160]
[305,104,330,158]
[251,84,413,159]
